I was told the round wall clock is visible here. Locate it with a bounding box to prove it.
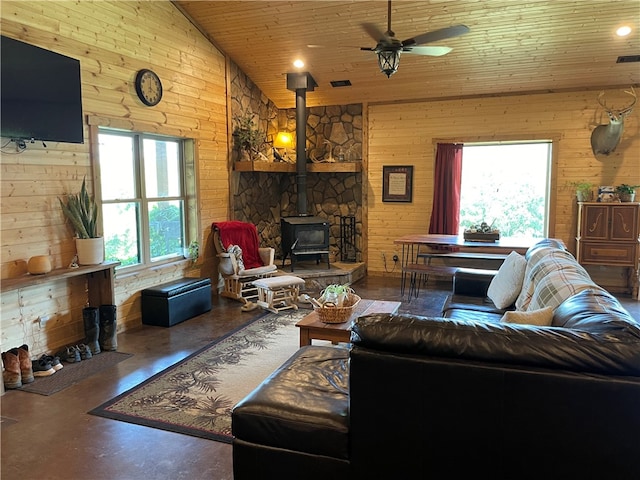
[135,69,163,106]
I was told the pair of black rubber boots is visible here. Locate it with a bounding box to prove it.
[82,305,117,355]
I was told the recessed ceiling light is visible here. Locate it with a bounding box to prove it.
[616,25,632,37]
[293,59,304,68]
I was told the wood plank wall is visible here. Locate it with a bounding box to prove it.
[1,2,638,358]
[1,1,229,356]
[366,91,640,292]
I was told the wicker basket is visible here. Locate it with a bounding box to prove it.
[314,293,361,324]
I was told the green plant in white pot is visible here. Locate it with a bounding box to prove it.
[568,181,594,202]
[615,184,639,202]
[59,177,104,265]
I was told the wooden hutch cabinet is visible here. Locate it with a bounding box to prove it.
[576,202,640,298]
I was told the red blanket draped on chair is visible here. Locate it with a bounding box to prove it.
[212,221,264,269]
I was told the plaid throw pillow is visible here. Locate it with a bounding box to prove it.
[516,247,594,311]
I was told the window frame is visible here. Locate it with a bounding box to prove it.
[91,123,197,272]
[432,135,559,239]
[459,140,553,238]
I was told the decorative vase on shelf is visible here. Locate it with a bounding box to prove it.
[28,255,52,274]
[576,191,591,202]
[75,237,104,265]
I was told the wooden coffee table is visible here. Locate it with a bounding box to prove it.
[295,299,401,347]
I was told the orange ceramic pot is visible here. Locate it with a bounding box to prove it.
[28,255,52,274]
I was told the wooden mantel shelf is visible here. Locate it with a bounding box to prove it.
[234,161,362,173]
[1,261,120,306]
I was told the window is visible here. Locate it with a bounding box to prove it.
[97,130,187,268]
[459,142,551,238]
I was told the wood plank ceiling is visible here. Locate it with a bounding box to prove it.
[173,1,640,108]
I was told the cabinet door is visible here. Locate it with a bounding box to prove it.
[581,205,609,240]
[611,205,639,241]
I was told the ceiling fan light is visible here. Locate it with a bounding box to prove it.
[377,49,401,77]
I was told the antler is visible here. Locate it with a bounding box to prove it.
[596,91,609,110]
[597,87,636,115]
[620,86,636,115]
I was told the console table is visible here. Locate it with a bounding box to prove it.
[1,261,119,306]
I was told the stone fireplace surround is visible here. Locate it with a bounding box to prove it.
[230,63,363,264]
[233,170,362,264]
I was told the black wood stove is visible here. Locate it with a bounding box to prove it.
[281,216,330,272]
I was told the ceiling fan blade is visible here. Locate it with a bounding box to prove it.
[402,24,470,47]
[403,46,452,56]
[362,22,387,42]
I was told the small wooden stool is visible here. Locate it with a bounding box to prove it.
[253,275,306,313]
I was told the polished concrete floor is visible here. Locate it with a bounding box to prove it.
[1,274,638,480]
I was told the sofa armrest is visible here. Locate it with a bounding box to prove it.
[452,267,498,297]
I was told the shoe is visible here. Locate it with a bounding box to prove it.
[2,350,22,389]
[31,357,56,377]
[40,354,63,371]
[11,345,34,384]
[59,346,81,363]
[77,344,92,360]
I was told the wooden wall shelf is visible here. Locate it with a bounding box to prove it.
[1,261,120,306]
[234,161,362,173]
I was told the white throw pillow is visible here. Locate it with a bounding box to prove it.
[487,251,527,309]
[500,307,554,326]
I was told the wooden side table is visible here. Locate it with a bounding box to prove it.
[295,299,401,347]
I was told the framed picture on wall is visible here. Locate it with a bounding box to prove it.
[383,165,413,202]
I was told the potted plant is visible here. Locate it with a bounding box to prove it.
[320,283,351,306]
[232,114,264,161]
[615,184,639,202]
[59,177,104,265]
[187,240,200,265]
[568,181,594,202]
[184,240,202,278]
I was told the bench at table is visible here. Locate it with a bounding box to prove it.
[416,251,509,263]
[401,264,459,300]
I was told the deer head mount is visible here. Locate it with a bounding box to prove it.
[590,87,636,156]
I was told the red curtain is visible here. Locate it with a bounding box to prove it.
[428,143,463,234]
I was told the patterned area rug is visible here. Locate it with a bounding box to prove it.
[89,310,306,443]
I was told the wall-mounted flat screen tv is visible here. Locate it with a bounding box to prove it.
[1,35,84,144]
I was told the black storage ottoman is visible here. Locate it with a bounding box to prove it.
[141,277,212,327]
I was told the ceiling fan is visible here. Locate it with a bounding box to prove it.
[360,0,470,78]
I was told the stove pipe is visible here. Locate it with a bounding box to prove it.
[295,87,307,215]
[286,72,317,216]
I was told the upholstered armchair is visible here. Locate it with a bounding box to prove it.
[213,221,277,309]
